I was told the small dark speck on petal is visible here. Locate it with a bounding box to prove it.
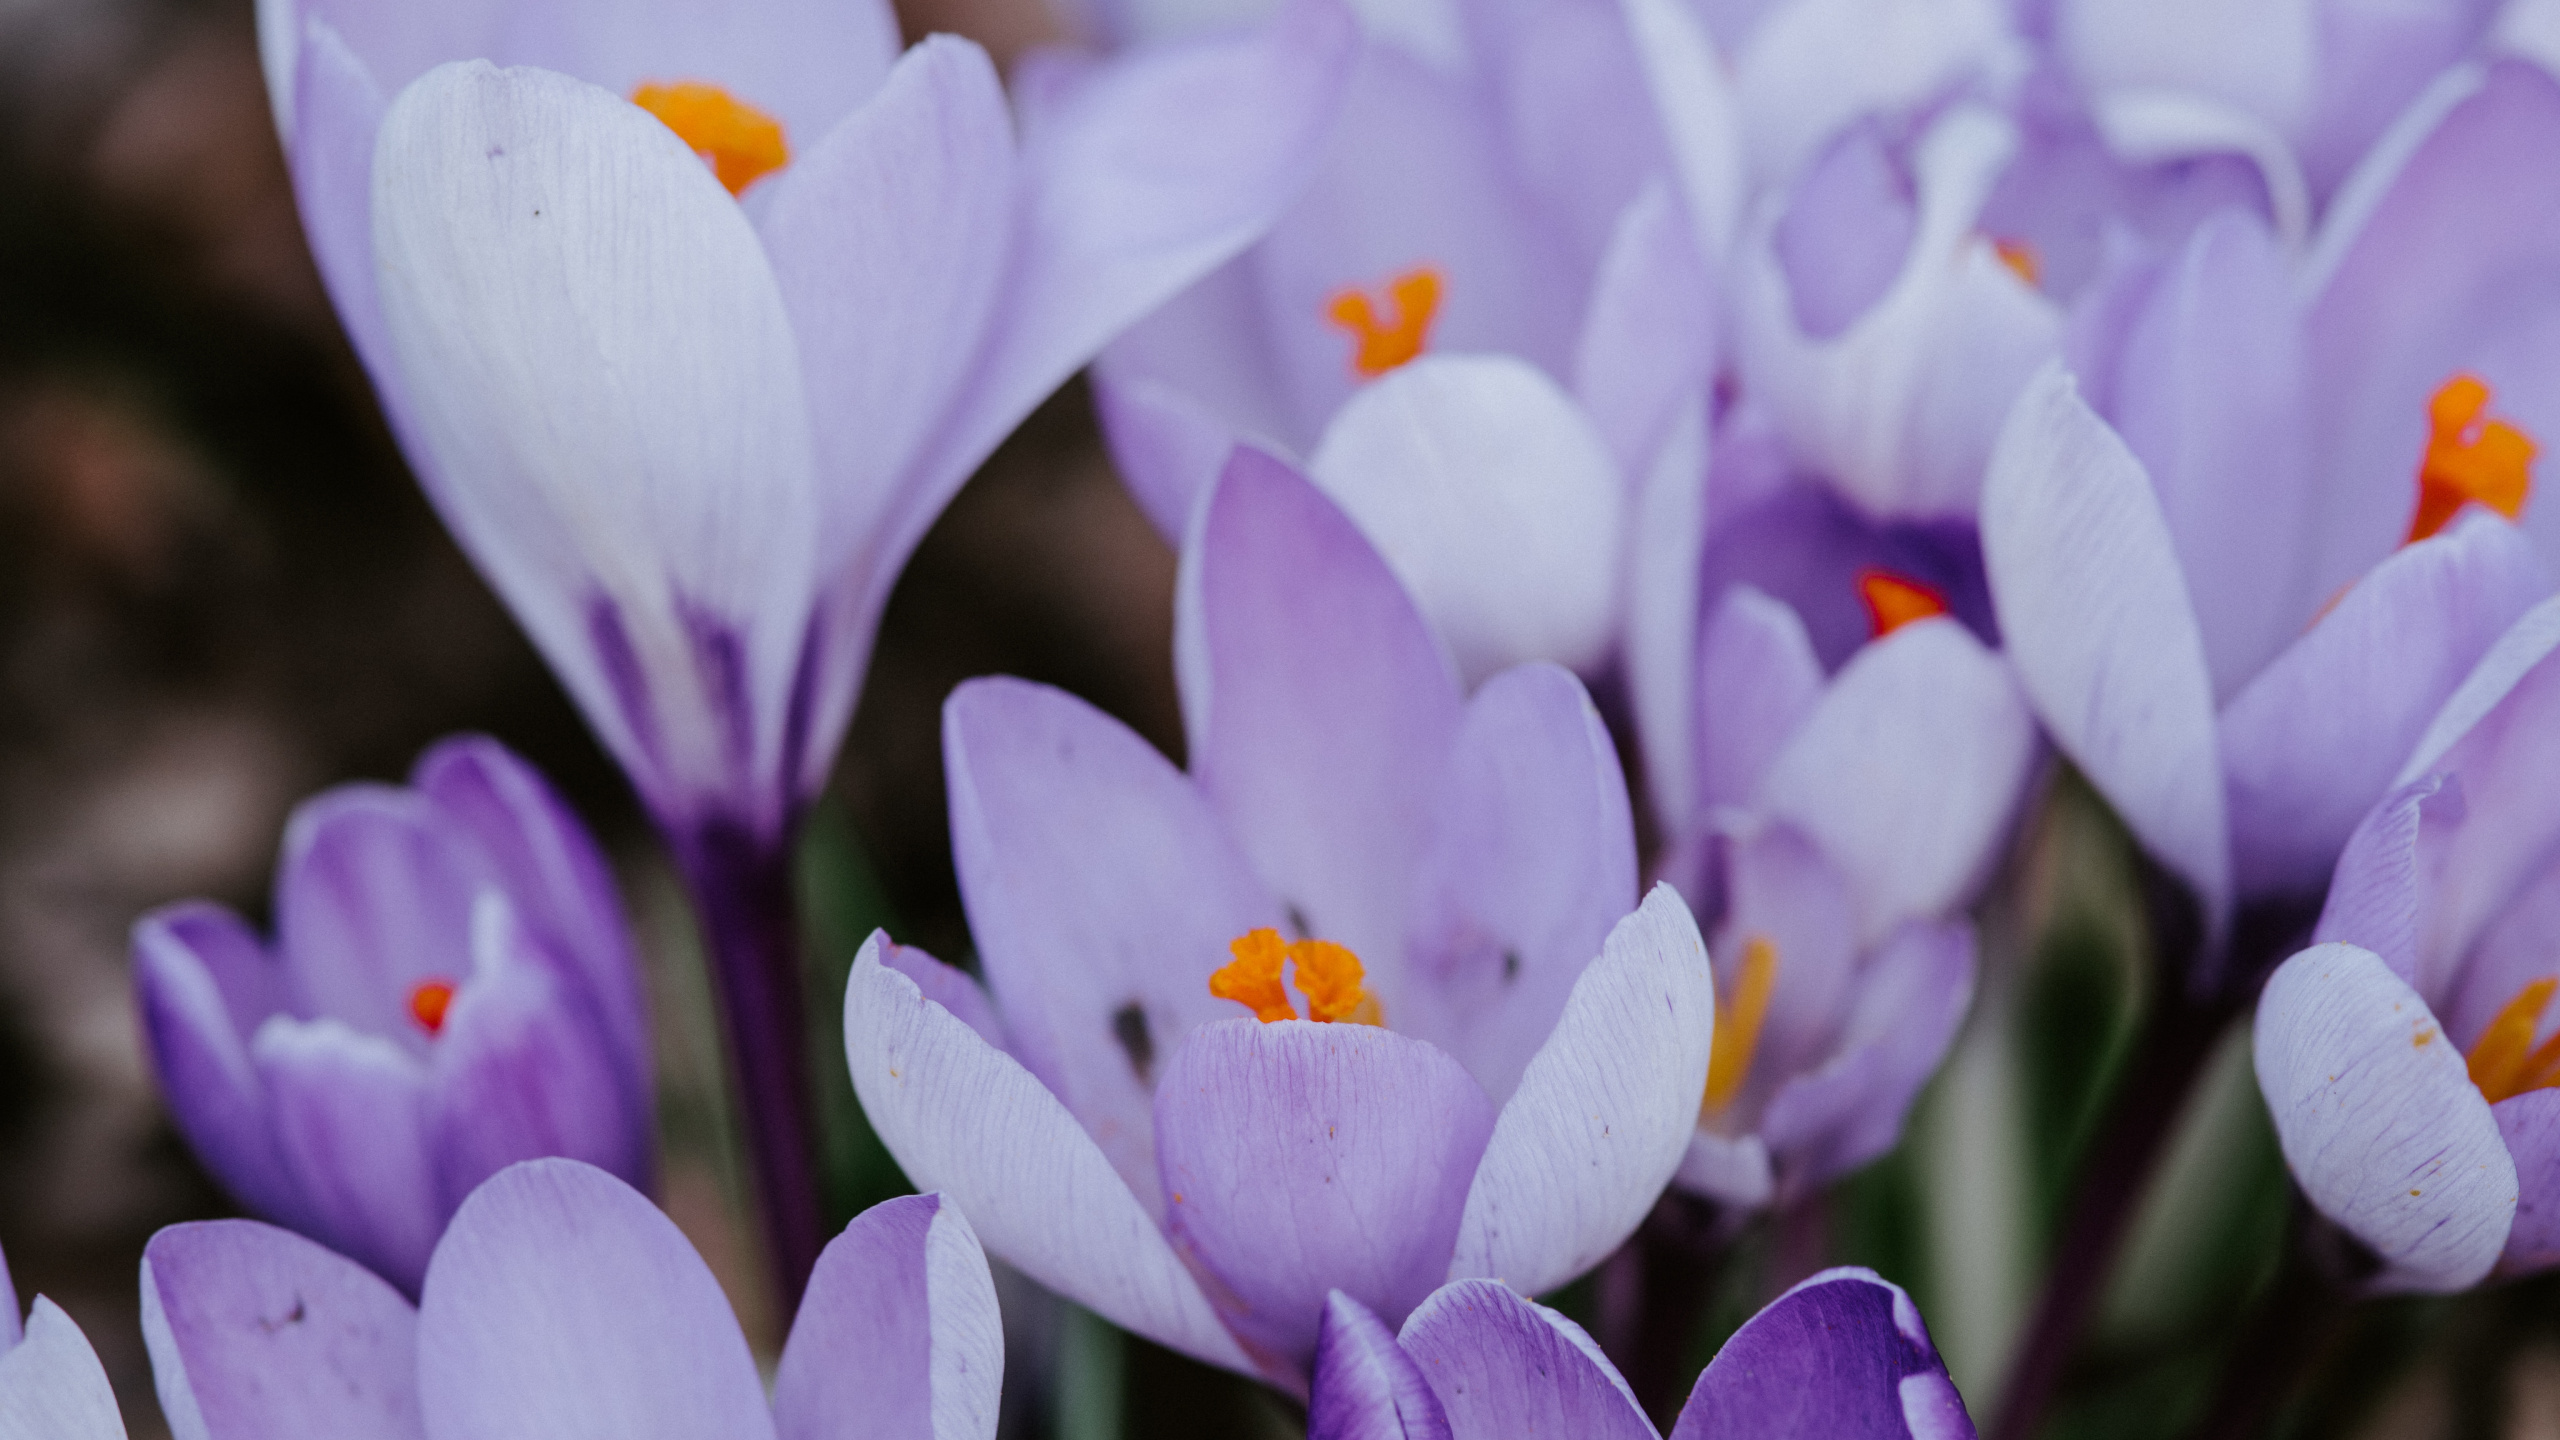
[1502,949,1521,982]
[1112,1002,1156,1086]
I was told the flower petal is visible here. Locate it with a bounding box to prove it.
[1675,1128,1777,1209]
[1156,1020,1496,1375]
[2312,776,2459,986]
[140,1220,422,1440]
[1669,1266,1974,1440]
[1619,0,1746,268]
[1693,586,1826,815]
[1395,1280,1651,1440]
[1449,885,1714,1295]
[1093,372,1245,544]
[252,1019,441,1293]
[2494,1090,2560,1275]
[773,1194,1002,1440]
[275,784,491,1048]
[133,905,309,1232]
[1573,183,1718,486]
[0,1301,125,1440]
[1760,921,1975,1198]
[844,940,1254,1376]
[1625,400,1712,838]
[1982,364,2230,930]
[417,1159,773,1440]
[1310,1292,1451,1440]
[878,941,1010,1055]
[2254,943,2515,1292]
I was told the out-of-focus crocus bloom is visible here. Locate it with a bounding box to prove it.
[1650,578,2034,1212]
[0,1243,129,1440]
[131,736,649,1296]
[844,448,1714,1389]
[1097,0,1711,687]
[137,1158,1001,1440]
[2256,593,2560,1292]
[1310,1265,1975,1439]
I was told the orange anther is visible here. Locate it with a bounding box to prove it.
[1703,936,1779,1113]
[408,978,459,1037]
[1210,928,1383,1025]
[1991,237,2041,288]
[2468,976,2560,1104]
[631,81,790,195]
[1288,938,1378,1025]
[1858,568,1950,639]
[1211,929,1298,1023]
[2407,374,2535,543]
[1326,267,1444,378]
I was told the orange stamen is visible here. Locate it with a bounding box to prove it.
[1210,929,1384,1025]
[1858,568,1950,638]
[2469,976,2560,1104]
[1211,929,1298,1023]
[1703,936,1779,1113]
[1991,237,2041,288]
[408,978,458,1037]
[1326,267,1443,378]
[2407,374,2535,543]
[631,81,790,195]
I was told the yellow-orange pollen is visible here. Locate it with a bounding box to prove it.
[408,978,458,1037]
[1209,928,1384,1026]
[2407,374,2536,544]
[1704,936,1779,1113]
[630,81,790,196]
[1991,237,2041,288]
[1326,267,1443,378]
[1858,567,1950,639]
[2467,976,2560,1105]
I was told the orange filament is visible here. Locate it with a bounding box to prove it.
[631,81,790,195]
[2407,374,2535,543]
[1991,237,2041,288]
[1858,568,1950,638]
[2468,977,2560,1105]
[408,978,458,1037]
[1326,268,1443,378]
[1703,936,1779,1113]
[1210,928,1383,1025]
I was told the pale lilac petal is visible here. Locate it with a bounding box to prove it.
[418,1160,773,1440]
[2057,0,2316,141]
[2312,776,2460,986]
[139,1220,421,1440]
[1093,373,1245,543]
[773,1194,1002,1440]
[0,1300,125,1440]
[1729,0,2020,183]
[1620,0,1746,267]
[1670,1266,1974,1440]
[1310,1292,1451,1440]
[1760,921,1975,1197]
[1694,484,1997,673]
[1674,1129,1776,1209]
[1573,183,1717,485]
[372,62,824,834]
[2298,0,2491,197]
[1398,663,1638,1104]
[275,785,488,1048]
[1773,121,1917,341]
[1715,825,1861,1104]
[509,0,900,149]
[1694,587,1825,814]
[133,906,309,1232]
[943,676,1276,1207]
[285,19,396,392]
[2495,1090,2560,1275]
[2444,863,2560,1054]
[252,1019,441,1293]
[1097,252,1305,466]
[1156,1021,1496,1372]
[2223,516,2548,897]
[2077,90,2311,246]
[1982,365,2230,929]
[843,941,1253,1376]
[878,941,1010,1055]
[1307,355,1626,682]
[1756,618,2036,941]
[0,1241,15,1350]
[1624,400,1712,838]
[2254,943,2515,1292]
[1396,1280,1651,1440]
[1178,449,1462,972]
[1449,885,1715,1294]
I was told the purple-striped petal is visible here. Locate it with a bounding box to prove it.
[1670,1266,1974,1440]
[1449,885,1714,1295]
[417,1160,773,1440]
[773,1194,1002,1440]
[2495,1090,2560,1275]
[2254,943,2515,1292]
[843,939,1253,1376]
[877,941,1010,1055]
[141,1220,422,1440]
[0,1301,125,1440]
[251,1019,441,1293]
[2312,776,2460,987]
[1310,1292,1451,1440]
[1396,1280,1651,1440]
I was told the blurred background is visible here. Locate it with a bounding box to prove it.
[2,0,2558,1436]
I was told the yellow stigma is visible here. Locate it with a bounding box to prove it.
[1210,928,1383,1026]
[1326,267,1443,378]
[2408,374,2535,544]
[1991,236,2041,288]
[2467,976,2560,1105]
[631,81,790,195]
[1703,936,1780,1113]
[1857,568,1950,640]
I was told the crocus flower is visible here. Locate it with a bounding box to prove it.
[131,735,650,1296]
[0,1244,129,1440]
[843,447,1715,1388]
[1652,582,2033,1212]
[2255,593,2560,1292]
[1310,1266,1975,1438]
[137,1158,1001,1440]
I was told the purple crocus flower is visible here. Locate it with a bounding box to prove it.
[137,1158,1000,1440]
[0,1243,129,1440]
[1310,1266,1975,1439]
[2255,593,2560,1292]
[131,735,650,1297]
[843,448,1715,1389]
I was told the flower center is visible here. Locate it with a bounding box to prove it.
[2406,374,2535,544]
[1990,237,2040,288]
[631,81,790,195]
[1210,928,1383,1025]
[1326,267,1443,378]
[1702,935,1779,1113]
[408,978,459,1037]
[2467,976,2560,1105]
[1858,567,1949,638]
